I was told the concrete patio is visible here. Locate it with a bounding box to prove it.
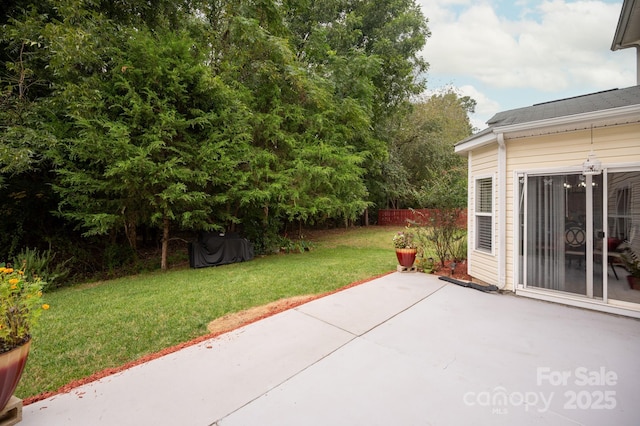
[21,272,640,425]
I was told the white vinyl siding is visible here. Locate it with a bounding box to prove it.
[507,122,640,292]
[467,145,499,285]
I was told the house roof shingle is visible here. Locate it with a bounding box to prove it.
[455,85,640,151]
[486,85,640,128]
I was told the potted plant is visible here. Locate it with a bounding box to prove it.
[393,230,417,268]
[619,248,640,290]
[0,262,48,410]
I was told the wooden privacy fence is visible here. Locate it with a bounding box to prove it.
[378,209,467,227]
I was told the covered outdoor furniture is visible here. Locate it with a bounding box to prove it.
[188,232,254,268]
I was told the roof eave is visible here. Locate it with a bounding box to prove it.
[611,0,640,50]
[493,104,640,133]
[454,131,496,154]
[454,104,640,154]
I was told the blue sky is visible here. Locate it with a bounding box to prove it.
[416,0,637,130]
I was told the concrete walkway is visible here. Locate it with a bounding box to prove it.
[22,272,640,425]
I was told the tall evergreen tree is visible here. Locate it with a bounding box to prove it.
[1,0,435,272]
[205,0,372,232]
[282,0,430,217]
[51,26,252,269]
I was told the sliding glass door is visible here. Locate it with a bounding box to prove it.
[520,172,603,299]
[525,175,566,291]
[607,171,640,304]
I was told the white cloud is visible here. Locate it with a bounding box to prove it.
[421,0,630,90]
[417,0,636,130]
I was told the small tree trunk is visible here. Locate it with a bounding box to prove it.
[124,220,137,250]
[161,216,170,271]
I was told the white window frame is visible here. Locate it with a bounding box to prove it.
[475,176,493,253]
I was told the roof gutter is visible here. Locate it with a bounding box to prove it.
[493,104,640,134]
[455,104,640,154]
[454,131,496,154]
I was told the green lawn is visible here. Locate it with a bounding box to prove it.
[19,225,405,399]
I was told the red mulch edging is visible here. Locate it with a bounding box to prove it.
[433,260,471,281]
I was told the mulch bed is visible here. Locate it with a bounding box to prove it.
[433,259,471,281]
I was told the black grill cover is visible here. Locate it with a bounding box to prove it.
[189,232,254,268]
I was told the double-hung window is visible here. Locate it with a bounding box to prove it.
[475,177,493,252]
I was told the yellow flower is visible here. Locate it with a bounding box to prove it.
[42,304,50,310]
[5,268,14,273]
[0,267,5,273]
[9,278,20,286]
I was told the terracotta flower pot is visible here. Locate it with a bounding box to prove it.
[0,339,31,410]
[627,275,640,291]
[396,248,417,268]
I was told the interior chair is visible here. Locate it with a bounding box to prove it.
[565,222,586,267]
